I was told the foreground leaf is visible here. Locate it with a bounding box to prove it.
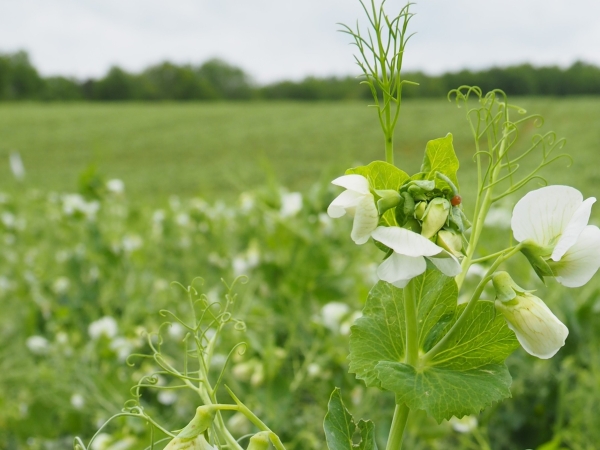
[376,302,519,422]
[324,388,378,450]
[348,269,456,388]
[420,133,459,192]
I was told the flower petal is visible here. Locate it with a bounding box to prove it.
[351,193,379,245]
[376,252,426,286]
[427,252,462,277]
[495,294,568,359]
[371,226,442,257]
[552,225,600,287]
[551,197,596,261]
[511,186,583,246]
[331,174,370,194]
[327,190,363,218]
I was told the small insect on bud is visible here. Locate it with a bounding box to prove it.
[451,195,462,206]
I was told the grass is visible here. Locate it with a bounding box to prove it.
[1,97,599,203]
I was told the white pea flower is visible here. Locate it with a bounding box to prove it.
[493,272,568,359]
[371,226,461,287]
[511,185,600,287]
[327,174,378,245]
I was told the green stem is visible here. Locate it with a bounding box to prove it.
[386,135,394,165]
[455,120,510,290]
[385,404,410,450]
[385,280,419,449]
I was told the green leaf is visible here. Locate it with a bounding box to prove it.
[376,302,520,422]
[346,161,410,192]
[376,362,512,423]
[324,388,378,450]
[347,161,410,227]
[420,133,459,191]
[348,269,457,388]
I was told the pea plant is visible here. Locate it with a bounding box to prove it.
[75,1,600,449]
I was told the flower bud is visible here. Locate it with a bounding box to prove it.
[375,189,401,215]
[164,435,217,450]
[177,405,217,439]
[421,198,450,239]
[436,230,463,257]
[492,272,568,359]
[247,432,271,450]
[414,201,427,220]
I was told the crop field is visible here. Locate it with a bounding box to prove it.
[1,98,600,449]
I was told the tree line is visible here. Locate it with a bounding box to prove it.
[1,50,600,101]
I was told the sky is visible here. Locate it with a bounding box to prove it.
[1,0,599,84]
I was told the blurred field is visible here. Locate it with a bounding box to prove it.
[1,98,600,450]
[1,98,599,202]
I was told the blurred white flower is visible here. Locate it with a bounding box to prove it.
[89,316,118,340]
[307,363,321,378]
[327,174,378,245]
[26,335,49,355]
[90,433,112,450]
[1,212,15,228]
[512,185,600,287]
[280,191,303,217]
[9,151,25,180]
[484,206,512,229]
[493,272,568,359]
[320,302,350,332]
[371,226,461,288]
[340,311,362,336]
[62,194,100,219]
[70,393,85,410]
[109,337,134,361]
[106,179,125,194]
[168,322,186,340]
[232,243,260,277]
[157,390,178,405]
[239,192,255,213]
[449,415,478,433]
[52,277,70,295]
[122,235,143,253]
[176,212,190,227]
[466,263,487,280]
[227,412,251,436]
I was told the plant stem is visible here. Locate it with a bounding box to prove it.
[385,279,419,449]
[386,404,410,450]
[455,115,510,290]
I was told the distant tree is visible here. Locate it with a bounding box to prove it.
[0,51,44,99]
[92,66,138,100]
[41,76,83,101]
[141,62,218,100]
[196,59,254,100]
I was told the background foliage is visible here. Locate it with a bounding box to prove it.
[1,98,600,449]
[2,51,600,101]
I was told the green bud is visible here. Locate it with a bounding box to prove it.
[420,197,450,239]
[164,435,216,450]
[409,179,435,191]
[375,189,401,215]
[403,217,422,233]
[492,271,522,302]
[177,405,217,439]
[414,201,427,220]
[247,432,271,450]
[448,206,465,233]
[401,192,415,217]
[436,230,463,257]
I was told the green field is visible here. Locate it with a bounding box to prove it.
[1,98,599,203]
[2,98,600,450]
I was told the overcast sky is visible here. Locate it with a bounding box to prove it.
[1,0,599,83]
